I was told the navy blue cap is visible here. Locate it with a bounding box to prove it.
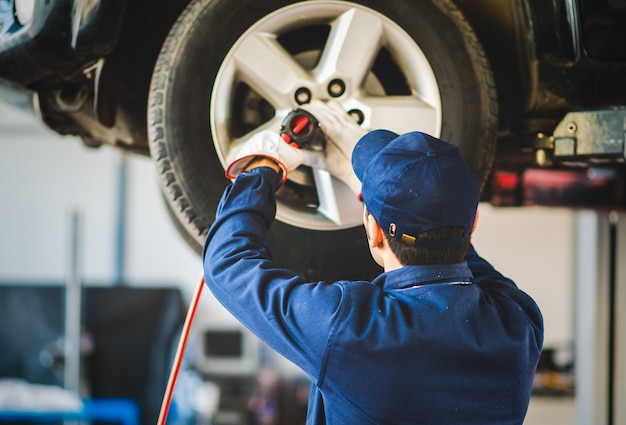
[352,130,480,248]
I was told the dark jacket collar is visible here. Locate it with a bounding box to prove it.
[372,262,473,291]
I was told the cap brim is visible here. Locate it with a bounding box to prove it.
[352,129,399,181]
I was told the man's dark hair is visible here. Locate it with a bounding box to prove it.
[385,225,471,265]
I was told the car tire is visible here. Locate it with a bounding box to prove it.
[148,0,497,280]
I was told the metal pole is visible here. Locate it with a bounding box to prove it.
[573,210,626,425]
[64,210,82,394]
[114,151,128,285]
[612,212,626,425]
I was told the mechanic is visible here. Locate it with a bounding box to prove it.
[202,101,544,424]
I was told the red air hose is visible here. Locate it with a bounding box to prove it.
[157,273,205,425]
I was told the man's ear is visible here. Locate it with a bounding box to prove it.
[365,213,385,249]
[471,208,480,235]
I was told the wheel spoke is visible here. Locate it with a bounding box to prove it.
[312,169,363,227]
[364,96,440,136]
[229,116,285,149]
[316,8,383,91]
[232,32,310,108]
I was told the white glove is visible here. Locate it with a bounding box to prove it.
[301,101,367,194]
[225,129,305,182]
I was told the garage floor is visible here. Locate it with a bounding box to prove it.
[525,397,576,424]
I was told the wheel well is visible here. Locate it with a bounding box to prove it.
[452,0,535,134]
[98,0,195,151]
[34,0,196,154]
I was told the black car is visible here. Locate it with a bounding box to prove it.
[1,0,625,279]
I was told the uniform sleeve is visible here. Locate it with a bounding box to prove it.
[202,167,343,380]
[465,244,518,288]
[466,244,544,348]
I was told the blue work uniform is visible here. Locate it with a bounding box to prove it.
[203,167,544,425]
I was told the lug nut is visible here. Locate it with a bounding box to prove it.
[348,109,365,125]
[294,87,312,105]
[328,79,346,98]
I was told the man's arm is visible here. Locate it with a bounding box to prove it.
[466,243,544,348]
[202,166,343,380]
[465,244,518,288]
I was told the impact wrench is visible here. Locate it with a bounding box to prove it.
[280,108,326,151]
[157,108,326,424]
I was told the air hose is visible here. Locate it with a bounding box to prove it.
[157,273,205,425]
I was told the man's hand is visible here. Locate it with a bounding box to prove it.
[225,129,305,184]
[301,101,367,195]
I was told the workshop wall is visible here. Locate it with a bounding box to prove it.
[0,106,198,290]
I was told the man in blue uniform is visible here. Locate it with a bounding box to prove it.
[202,102,543,424]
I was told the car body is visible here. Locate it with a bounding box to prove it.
[1,0,625,278]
